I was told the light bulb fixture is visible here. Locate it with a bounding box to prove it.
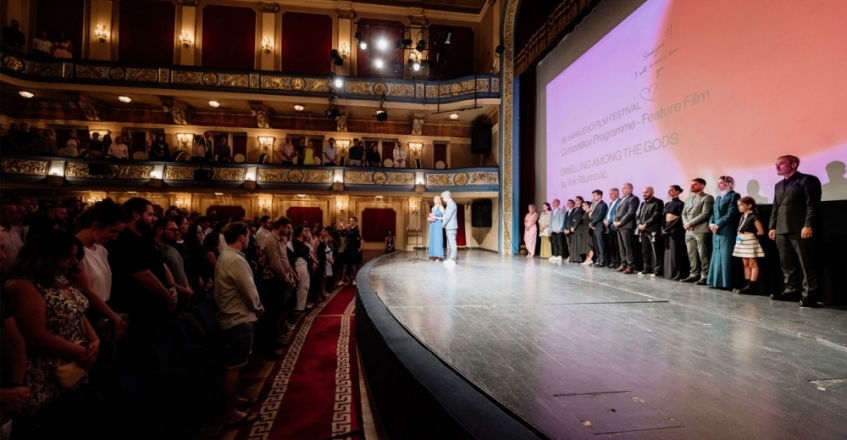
[376,108,388,122]
[262,36,274,53]
[416,39,426,51]
[339,42,350,57]
[355,32,367,50]
[18,91,34,98]
[94,25,108,43]
[374,58,384,69]
[176,133,193,144]
[449,113,459,120]
[408,142,423,154]
[333,76,343,89]
[118,96,132,103]
[376,37,388,51]
[411,60,421,71]
[258,136,275,151]
[179,30,193,47]
[294,104,305,112]
[209,100,220,108]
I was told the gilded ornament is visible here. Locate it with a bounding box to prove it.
[287,169,304,183]
[343,171,372,184]
[469,172,498,185]
[262,76,289,90]
[203,72,219,85]
[2,56,24,72]
[346,81,370,95]
[220,74,248,88]
[164,166,194,180]
[415,84,424,98]
[373,83,387,96]
[126,68,158,82]
[32,62,62,77]
[258,168,288,182]
[257,2,280,12]
[173,71,201,84]
[109,67,126,80]
[159,68,170,83]
[119,166,153,179]
[250,74,260,88]
[386,173,414,185]
[426,173,455,186]
[450,83,461,95]
[76,65,107,79]
[388,83,414,97]
[1,158,48,175]
[307,79,329,92]
[372,172,388,185]
[291,77,305,90]
[335,8,356,19]
[214,168,245,181]
[305,170,332,183]
[453,172,469,186]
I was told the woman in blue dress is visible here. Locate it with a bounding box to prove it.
[428,195,445,261]
[707,175,740,290]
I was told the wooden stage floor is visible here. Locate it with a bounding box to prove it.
[366,251,847,439]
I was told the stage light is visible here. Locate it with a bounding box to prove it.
[374,58,384,69]
[496,45,506,54]
[395,40,405,50]
[331,49,344,66]
[355,32,367,50]
[376,37,388,51]
[19,91,34,98]
[412,60,421,71]
[118,96,132,103]
[402,38,413,47]
[444,28,453,45]
[376,108,388,122]
[325,108,341,119]
[416,40,426,51]
[333,76,343,89]
[392,59,403,73]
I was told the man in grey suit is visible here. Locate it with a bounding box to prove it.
[441,191,459,264]
[604,188,621,268]
[589,190,609,267]
[613,183,640,274]
[636,186,664,276]
[549,199,565,261]
[768,155,822,307]
[681,178,715,285]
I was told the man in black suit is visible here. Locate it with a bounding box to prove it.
[614,183,640,274]
[589,190,608,267]
[768,155,822,307]
[636,186,664,277]
[562,199,575,260]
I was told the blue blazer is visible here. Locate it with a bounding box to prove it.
[710,190,740,234]
[442,199,458,230]
[550,208,565,232]
[606,198,620,231]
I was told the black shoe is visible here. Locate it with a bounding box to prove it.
[770,291,801,301]
[694,278,707,286]
[799,297,819,308]
[680,276,699,283]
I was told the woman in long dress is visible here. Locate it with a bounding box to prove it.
[52,32,73,58]
[427,196,444,261]
[538,203,552,259]
[568,201,587,263]
[662,185,690,280]
[707,176,740,290]
[524,204,538,258]
[579,201,596,265]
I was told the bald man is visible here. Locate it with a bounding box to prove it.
[613,183,640,274]
[636,186,664,276]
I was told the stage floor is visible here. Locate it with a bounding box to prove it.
[366,251,847,439]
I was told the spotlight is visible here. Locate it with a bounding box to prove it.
[355,32,367,50]
[395,40,405,50]
[325,108,341,119]
[374,58,384,69]
[209,100,220,107]
[410,59,421,71]
[392,59,403,73]
[375,109,388,122]
[495,45,506,54]
[331,49,344,66]
[402,38,413,47]
[444,28,453,45]
[415,40,426,51]
[333,76,343,88]
[376,37,388,50]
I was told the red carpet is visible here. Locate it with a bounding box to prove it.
[236,286,363,440]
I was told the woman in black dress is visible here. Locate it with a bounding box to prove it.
[662,185,690,280]
[569,200,591,264]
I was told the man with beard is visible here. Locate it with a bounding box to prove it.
[154,217,194,309]
[108,198,178,344]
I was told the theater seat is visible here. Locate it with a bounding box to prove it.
[383,158,394,167]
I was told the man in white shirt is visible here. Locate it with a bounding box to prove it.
[254,215,272,247]
[0,205,24,273]
[323,138,338,166]
[393,144,408,168]
[31,30,53,58]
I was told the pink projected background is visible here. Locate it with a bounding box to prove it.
[546,0,847,202]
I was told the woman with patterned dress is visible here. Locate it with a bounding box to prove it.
[428,196,445,261]
[662,185,690,280]
[732,196,766,294]
[707,176,741,289]
[538,203,552,259]
[524,204,538,258]
[2,231,100,425]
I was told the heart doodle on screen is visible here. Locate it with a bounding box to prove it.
[640,83,657,101]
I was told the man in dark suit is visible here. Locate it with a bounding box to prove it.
[589,190,608,267]
[614,183,640,274]
[562,199,575,260]
[604,188,621,268]
[636,186,664,276]
[768,155,822,307]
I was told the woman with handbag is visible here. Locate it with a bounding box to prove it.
[2,231,100,421]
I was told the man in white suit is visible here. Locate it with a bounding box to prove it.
[441,191,458,264]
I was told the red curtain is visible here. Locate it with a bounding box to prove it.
[381,141,394,166]
[202,5,255,70]
[119,0,175,65]
[280,12,332,74]
[287,207,323,229]
[457,204,467,246]
[208,205,246,220]
[35,0,84,60]
[232,134,247,159]
[361,208,396,243]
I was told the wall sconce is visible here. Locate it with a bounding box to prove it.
[339,42,350,57]
[262,36,274,54]
[179,30,194,47]
[89,129,109,139]
[408,142,423,155]
[258,136,274,153]
[336,200,348,212]
[258,199,271,214]
[409,198,421,214]
[95,25,108,43]
[175,198,190,209]
[176,133,193,150]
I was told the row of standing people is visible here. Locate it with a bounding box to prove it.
[525,155,823,307]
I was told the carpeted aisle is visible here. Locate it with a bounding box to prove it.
[236,286,364,440]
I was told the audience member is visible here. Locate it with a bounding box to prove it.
[393,143,407,168]
[214,222,264,428]
[366,142,381,166]
[637,186,664,277]
[154,217,194,306]
[52,32,73,58]
[0,204,24,273]
[338,217,363,284]
[1,20,24,52]
[613,183,639,274]
[149,134,169,161]
[215,137,232,163]
[681,178,714,285]
[0,282,30,438]
[662,185,689,280]
[87,132,105,158]
[384,230,395,254]
[707,176,740,290]
[275,135,295,164]
[257,216,293,357]
[768,154,822,307]
[106,136,128,160]
[30,30,53,58]
[348,140,364,166]
[287,225,313,328]
[254,215,272,247]
[323,138,338,166]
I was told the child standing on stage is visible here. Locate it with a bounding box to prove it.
[732,196,765,294]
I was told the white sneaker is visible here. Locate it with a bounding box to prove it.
[637,272,645,276]
[650,273,657,278]
[443,259,456,266]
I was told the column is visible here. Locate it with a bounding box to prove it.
[177,5,196,65]
[88,0,113,60]
[259,11,276,70]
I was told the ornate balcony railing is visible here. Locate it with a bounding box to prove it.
[1,52,500,105]
[1,154,499,193]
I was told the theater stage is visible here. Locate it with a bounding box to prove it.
[359,250,847,439]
